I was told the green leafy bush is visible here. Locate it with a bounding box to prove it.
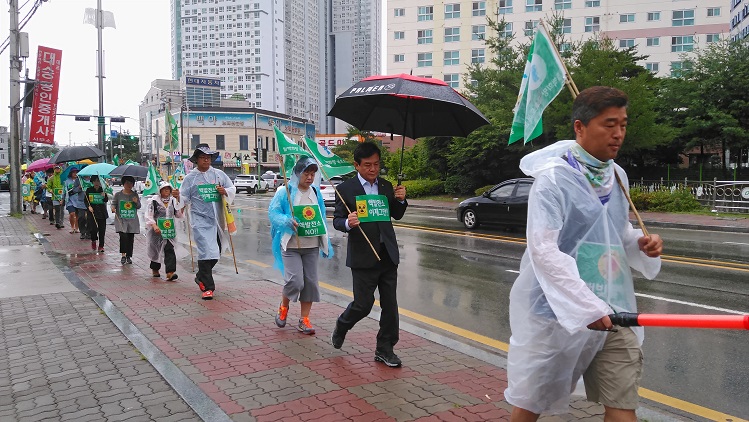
[475,184,495,196]
[401,179,444,197]
[628,187,702,212]
[445,175,479,195]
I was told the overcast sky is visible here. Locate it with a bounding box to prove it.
[1,0,388,149]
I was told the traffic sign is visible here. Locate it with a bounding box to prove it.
[74,116,90,121]
[110,130,119,138]
[110,116,125,123]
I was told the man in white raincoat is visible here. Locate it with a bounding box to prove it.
[175,144,236,300]
[505,86,663,422]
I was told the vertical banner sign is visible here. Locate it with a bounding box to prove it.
[29,46,63,145]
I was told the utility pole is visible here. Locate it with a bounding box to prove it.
[8,0,22,215]
[96,0,105,162]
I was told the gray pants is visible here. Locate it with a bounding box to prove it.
[281,247,320,302]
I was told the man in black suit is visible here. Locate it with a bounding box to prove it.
[331,142,408,367]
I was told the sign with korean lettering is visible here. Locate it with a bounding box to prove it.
[88,193,104,204]
[293,204,326,237]
[157,218,176,239]
[29,46,62,145]
[119,201,136,219]
[197,184,220,202]
[355,195,390,222]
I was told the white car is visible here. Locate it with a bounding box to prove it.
[319,177,344,207]
[234,174,268,194]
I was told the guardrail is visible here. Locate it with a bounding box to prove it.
[631,178,749,214]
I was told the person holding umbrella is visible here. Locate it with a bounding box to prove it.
[36,169,52,219]
[47,166,65,229]
[175,144,236,300]
[111,176,141,264]
[330,142,408,368]
[63,167,85,234]
[85,176,109,252]
[145,180,184,280]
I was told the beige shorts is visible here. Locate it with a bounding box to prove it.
[583,327,643,410]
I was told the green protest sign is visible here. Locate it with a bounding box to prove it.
[119,200,137,219]
[157,218,176,239]
[576,242,629,310]
[293,204,326,237]
[21,185,30,196]
[88,193,105,205]
[52,188,64,201]
[355,194,390,222]
[197,184,220,202]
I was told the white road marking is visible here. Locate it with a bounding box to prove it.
[505,269,520,274]
[722,241,749,246]
[634,293,745,315]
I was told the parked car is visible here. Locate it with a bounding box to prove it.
[318,177,344,207]
[234,174,268,194]
[0,175,9,192]
[456,178,534,230]
[261,172,283,191]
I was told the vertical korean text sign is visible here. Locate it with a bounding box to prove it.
[29,46,63,145]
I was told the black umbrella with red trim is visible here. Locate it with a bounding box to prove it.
[328,74,490,183]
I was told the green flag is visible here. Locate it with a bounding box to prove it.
[508,24,566,145]
[143,162,160,196]
[303,137,355,178]
[170,160,185,189]
[78,175,93,191]
[113,154,120,166]
[163,106,180,151]
[125,159,137,165]
[273,126,309,156]
[100,175,113,195]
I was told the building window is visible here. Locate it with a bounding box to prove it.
[445,3,461,18]
[561,18,571,33]
[418,6,434,21]
[670,61,690,77]
[444,50,460,65]
[672,10,694,26]
[444,73,459,88]
[585,0,600,7]
[417,52,433,67]
[707,7,720,17]
[445,27,460,42]
[498,0,513,14]
[216,135,225,150]
[472,25,486,40]
[555,0,571,9]
[647,12,660,21]
[620,13,635,23]
[619,39,635,48]
[418,29,433,44]
[585,16,600,32]
[706,33,720,43]
[671,35,694,52]
[472,1,486,16]
[239,135,249,150]
[526,0,542,12]
[560,42,571,52]
[645,63,659,73]
[394,54,405,63]
[646,37,660,46]
[191,135,201,149]
[501,22,513,37]
[394,31,405,40]
[471,48,485,63]
[394,8,405,17]
[524,20,538,36]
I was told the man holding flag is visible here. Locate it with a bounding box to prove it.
[175,144,236,300]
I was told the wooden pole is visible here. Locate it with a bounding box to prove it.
[223,197,239,274]
[184,204,195,272]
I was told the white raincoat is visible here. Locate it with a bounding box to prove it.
[144,194,186,263]
[179,167,236,260]
[504,140,661,415]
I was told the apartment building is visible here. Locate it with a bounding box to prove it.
[387,0,730,86]
[730,0,749,41]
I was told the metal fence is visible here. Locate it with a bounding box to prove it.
[631,178,749,213]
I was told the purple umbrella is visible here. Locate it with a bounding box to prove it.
[26,158,53,172]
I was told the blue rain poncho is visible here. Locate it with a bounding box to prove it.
[179,167,236,260]
[268,158,332,272]
[504,140,661,415]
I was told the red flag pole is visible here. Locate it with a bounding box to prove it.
[609,313,749,330]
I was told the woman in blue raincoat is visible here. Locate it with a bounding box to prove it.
[268,156,333,335]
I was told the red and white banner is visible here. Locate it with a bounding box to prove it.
[29,46,62,145]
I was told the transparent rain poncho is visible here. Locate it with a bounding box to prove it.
[504,140,661,415]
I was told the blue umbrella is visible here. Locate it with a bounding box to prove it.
[77,163,117,177]
[60,164,86,181]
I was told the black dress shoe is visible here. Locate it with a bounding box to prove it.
[121,256,127,265]
[331,326,347,349]
[374,351,402,368]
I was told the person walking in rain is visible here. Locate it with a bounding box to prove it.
[85,176,109,252]
[111,175,141,265]
[504,87,663,422]
[47,165,65,229]
[36,169,51,219]
[22,172,36,214]
[268,157,333,335]
[63,167,84,235]
[145,180,184,280]
[330,141,408,368]
[176,144,236,300]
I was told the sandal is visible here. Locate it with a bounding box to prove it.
[166,273,178,281]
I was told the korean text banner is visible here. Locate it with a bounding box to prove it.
[30,46,63,145]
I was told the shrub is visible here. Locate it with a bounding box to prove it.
[445,175,478,195]
[628,187,702,212]
[401,179,444,197]
[474,184,495,196]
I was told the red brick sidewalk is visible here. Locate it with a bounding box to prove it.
[28,214,657,421]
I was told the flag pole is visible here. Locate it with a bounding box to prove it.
[222,197,239,274]
[278,154,302,250]
[184,204,195,272]
[539,19,647,236]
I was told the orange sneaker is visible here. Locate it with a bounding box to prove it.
[296,316,315,335]
[202,290,213,300]
[275,303,288,328]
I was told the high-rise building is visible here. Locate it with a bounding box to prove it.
[730,0,749,41]
[170,0,318,126]
[387,0,729,83]
[320,0,382,133]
